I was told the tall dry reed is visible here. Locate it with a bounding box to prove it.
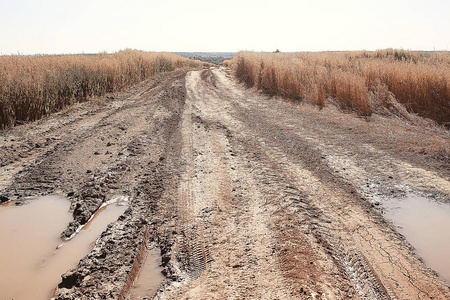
[226,50,450,123]
[0,50,207,129]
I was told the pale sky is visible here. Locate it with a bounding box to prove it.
[0,0,449,55]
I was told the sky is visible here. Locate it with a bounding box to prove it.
[0,0,449,55]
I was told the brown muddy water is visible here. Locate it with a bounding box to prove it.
[383,194,450,283]
[0,195,128,300]
[129,248,165,299]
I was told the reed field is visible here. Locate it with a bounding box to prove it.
[225,50,450,124]
[0,50,207,129]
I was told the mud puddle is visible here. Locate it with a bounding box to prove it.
[0,195,128,300]
[129,248,165,299]
[383,194,450,283]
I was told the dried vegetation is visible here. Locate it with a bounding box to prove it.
[0,50,207,129]
[225,50,450,125]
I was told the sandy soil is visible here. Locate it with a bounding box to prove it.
[0,67,449,299]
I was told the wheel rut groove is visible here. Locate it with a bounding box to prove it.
[0,68,449,299]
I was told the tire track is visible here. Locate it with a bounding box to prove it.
[157,68,450,300]
[1,67,449,299]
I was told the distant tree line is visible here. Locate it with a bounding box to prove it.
[175,52,237,66]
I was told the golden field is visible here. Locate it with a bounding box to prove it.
[225,50,450,125]
[0,50,207,129]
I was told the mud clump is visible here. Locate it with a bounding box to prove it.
[1,68,449,299]
[58,270,82,289]
[0,195,8,203]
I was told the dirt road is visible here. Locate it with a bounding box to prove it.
[0,67,449,299]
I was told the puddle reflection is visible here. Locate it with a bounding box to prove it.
[129,248,165,300]
[383,194,450,283]
[0,195,128,299]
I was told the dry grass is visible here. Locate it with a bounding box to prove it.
[225,50,450,124]
[0,50,208,129]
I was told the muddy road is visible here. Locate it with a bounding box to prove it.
[0,67,449,299]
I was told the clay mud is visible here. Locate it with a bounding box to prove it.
[383,195,450,283]
[1,68,449,299]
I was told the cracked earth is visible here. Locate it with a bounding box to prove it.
[0,67,449,299]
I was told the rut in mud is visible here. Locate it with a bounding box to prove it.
[0,67,449,299]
